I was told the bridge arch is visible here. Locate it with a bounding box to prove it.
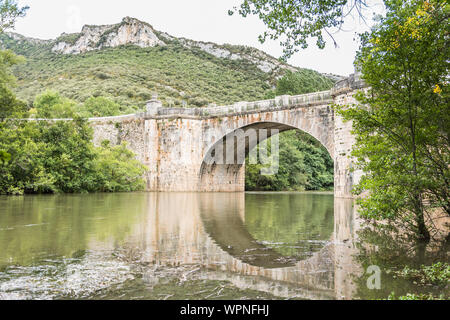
[90,82,364,196]
[199,119,334,192]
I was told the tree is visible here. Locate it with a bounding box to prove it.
[0,0,29,32]
[0,149,9,163]
[93,140,147,192]
[0,118,147,195]
[33,90,77,119]
[336,0,449,242]
[275,70,334,96]
[229,0,369,59]
[0,49,26,119]
[246,130,334,191]
[0,0,28,164]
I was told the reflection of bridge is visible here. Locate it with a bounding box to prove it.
[121,193,361,300]
[90,74,365,198]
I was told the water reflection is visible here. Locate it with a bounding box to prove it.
[0,192,361,300]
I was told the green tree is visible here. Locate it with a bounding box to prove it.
[230,0,368,59]
[0,119,147,195]
[0,50,26,119]
[79,96,121,117]
[93,141,147,192]
[0,149,10,164]
[33,90,77,119]
[0,120,52,194]
[246,130,334,191]
[336,0,449,242]
[0,0,28,163]
[275,70,334,96]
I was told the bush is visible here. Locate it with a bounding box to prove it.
[33,90,77,118]
[79,96,121,117]
[93,141,147,192]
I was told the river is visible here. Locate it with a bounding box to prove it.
[0,192,438,300]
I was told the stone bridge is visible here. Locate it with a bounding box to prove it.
[90,74,365,198]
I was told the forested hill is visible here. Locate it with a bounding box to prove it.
[0,17,336,111]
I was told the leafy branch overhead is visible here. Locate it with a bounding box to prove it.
[229,0,369,60]
[0,0,29,32]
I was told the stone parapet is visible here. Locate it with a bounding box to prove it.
[137,90,333,120]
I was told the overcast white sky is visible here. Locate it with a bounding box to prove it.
[14,0,384,76]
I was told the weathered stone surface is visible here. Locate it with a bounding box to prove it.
[89,76,365,198]
[52,17,165,54]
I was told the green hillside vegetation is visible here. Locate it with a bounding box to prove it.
[30,90,127,118]
[0,33,334,111]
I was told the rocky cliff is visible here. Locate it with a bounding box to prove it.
[48,17,298,76]
[52,17,165,54]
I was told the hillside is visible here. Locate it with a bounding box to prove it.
[0,17,335,111]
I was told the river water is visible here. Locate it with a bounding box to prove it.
[0,192,440,300]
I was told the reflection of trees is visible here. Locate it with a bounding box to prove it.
[0,193,147,269]
[244,193,334,258]
[353,226,450,300]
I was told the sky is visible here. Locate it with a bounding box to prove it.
[14,0,385,76]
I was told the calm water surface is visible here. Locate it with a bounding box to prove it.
[0,192,432,300]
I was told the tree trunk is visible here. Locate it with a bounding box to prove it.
[416,207,430,243]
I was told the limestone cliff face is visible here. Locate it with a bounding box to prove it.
[52,17,165,54]
[48,16,301,76]
[163,35,298,74]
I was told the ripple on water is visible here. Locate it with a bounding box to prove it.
[0,252,135,300]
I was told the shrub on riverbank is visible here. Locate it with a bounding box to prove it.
[0,119,147,195]
[387,263,450,300]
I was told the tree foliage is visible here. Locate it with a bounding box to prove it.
[79,96,122,117]
[0,0,27,164]
[246,130,334,191]
[94,141,147,192]
[336,0,449,241]
[32,90,77,118]
[0,0,28,32]
[0,34,334,110]
[230,0,369,59]
[0,49,26,119]
[247,65,335,192]
[275,69,334,96]
[0,119,147,195]
[29,91,134,119]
